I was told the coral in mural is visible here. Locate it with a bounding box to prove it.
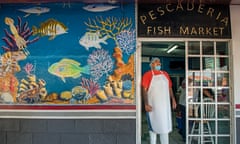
[0,73,19,103]
[70,86,88,104]
[0,51,26,75]
[116,30,136,55]
[17,63,47,104]
[89,47,135,104]
[108,47,135,100]
[0,16,38,104]
[84,16,132,45]
[87,49,114,81]
[67,78,100,104]
[121,73,134,98]
[111,47,134,80]
[2,16,39,55]
[0,51,27,103]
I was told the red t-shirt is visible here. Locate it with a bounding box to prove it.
[141,70,172,90]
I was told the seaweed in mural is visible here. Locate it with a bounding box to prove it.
[2,16,39,55]
[80,77,99,97]
[84,16,132,46]
[87,49,113,81]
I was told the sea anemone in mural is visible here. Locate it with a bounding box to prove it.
[2,16,39,55]
[116,30,136,55]
[87,49,114,81]
[84,16,132,45]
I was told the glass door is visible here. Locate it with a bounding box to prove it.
[186,41,232,144]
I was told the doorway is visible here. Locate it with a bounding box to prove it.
[140,40,186,144]
[138,39,233,144]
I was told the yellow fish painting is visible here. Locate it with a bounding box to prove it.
[32,19,68,40]
[48,58,90,83]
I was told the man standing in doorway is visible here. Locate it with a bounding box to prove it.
[141,57,177,144]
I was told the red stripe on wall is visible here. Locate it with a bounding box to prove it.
[0,105,136,110]
[236,104,240,109]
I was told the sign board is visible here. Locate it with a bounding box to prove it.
[138,2,231,38]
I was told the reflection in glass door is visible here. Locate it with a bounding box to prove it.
[186,41,232,144]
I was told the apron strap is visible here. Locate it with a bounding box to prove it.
[151,70,163,76]
[151,70,154,76]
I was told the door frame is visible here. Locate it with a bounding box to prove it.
[136,38,186,144]
[136,38,234,144]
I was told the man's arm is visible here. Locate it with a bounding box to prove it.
[142,86,152,112]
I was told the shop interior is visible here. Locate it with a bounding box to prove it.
[141,41,186,144]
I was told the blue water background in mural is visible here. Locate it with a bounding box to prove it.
[0,2,135,94]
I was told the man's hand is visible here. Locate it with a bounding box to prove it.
[145,104,152,112]
[172,99,177,110]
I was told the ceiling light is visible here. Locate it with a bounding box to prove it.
[167,45,178,53]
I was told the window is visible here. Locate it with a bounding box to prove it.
[186,41,232,144]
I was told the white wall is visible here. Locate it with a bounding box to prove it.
[230,5,240,106]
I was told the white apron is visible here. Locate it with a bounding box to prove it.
[148,71,172,134]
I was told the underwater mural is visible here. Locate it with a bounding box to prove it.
[0,2,136,107]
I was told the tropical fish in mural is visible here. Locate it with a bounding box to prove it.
[79,32,108,50]
[48,59,90,83]
[82,4,119,12]
[18,7,50,17]
[32,19,68,40]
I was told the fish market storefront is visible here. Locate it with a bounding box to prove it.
[0,1,239,144]
[137,1,240,144]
